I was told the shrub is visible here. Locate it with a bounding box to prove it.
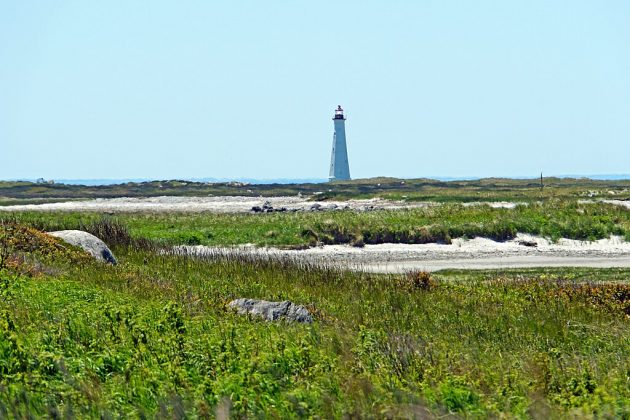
[439,378,481,412]
[80,217,133,247]
[397,270,437,291]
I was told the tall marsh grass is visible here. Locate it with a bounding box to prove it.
[0,223,628,417]
[6,200,630,248]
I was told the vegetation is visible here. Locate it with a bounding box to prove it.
[6,200,630,248]
[2,184,629,416]
[0,221,629,417]
[2,177,630,205]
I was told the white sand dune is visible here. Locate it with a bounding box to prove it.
[177,234,630,273]
[5,196,629,272]
[2,196,628,213]
[0,196,429,213]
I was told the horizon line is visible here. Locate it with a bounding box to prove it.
[3,173,630,186]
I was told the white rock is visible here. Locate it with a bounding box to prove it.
[48,230,117,264]
[228,299,313,323]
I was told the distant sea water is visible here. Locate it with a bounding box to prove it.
[10,175,630,186]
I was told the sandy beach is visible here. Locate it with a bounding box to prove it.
[176,234,630,273]
[0,196,430,213]
[5,196,629,272]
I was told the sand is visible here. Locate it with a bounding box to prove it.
[4,196,629,272]
[2,196,627,213]
[0,196,430,213]
[176,234,630,273]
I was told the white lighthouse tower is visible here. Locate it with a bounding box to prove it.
[328,105,351,181]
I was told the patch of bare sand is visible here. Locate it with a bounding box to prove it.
[176,234,630,273]
[0,196,430,213]
[602,199,630,210]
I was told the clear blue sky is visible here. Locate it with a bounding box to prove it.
[1,1,629,180]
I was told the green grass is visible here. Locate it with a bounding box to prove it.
[2,177,630,204]
[7,200,630,248]
[0,240,629,417]
[2,204,630,417]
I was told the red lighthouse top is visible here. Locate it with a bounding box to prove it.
[333,105,346,120]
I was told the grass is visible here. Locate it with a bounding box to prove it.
[2,177,630,205]
[6,200,630,248]
[0,221,629,417]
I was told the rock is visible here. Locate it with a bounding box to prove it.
[518,240,538,248]
[228,299,313,323]
[326,204,338,210]
[252,201,278,213]
[48,230,117,264]
[361,205,381,212]
[309,203,322,211]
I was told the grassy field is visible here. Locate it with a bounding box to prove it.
[2,187,630,417]
[2,177,630,205]
[6,200,630,248]
[0,221,629,417]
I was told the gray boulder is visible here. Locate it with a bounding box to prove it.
[251,201,289,213]
[48,230,117,265]
[228,299,313,323]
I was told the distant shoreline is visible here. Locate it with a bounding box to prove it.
[5,174,630,186]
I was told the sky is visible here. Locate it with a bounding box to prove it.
[1,1,629,181]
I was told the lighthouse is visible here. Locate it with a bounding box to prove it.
[328,105,351,181]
